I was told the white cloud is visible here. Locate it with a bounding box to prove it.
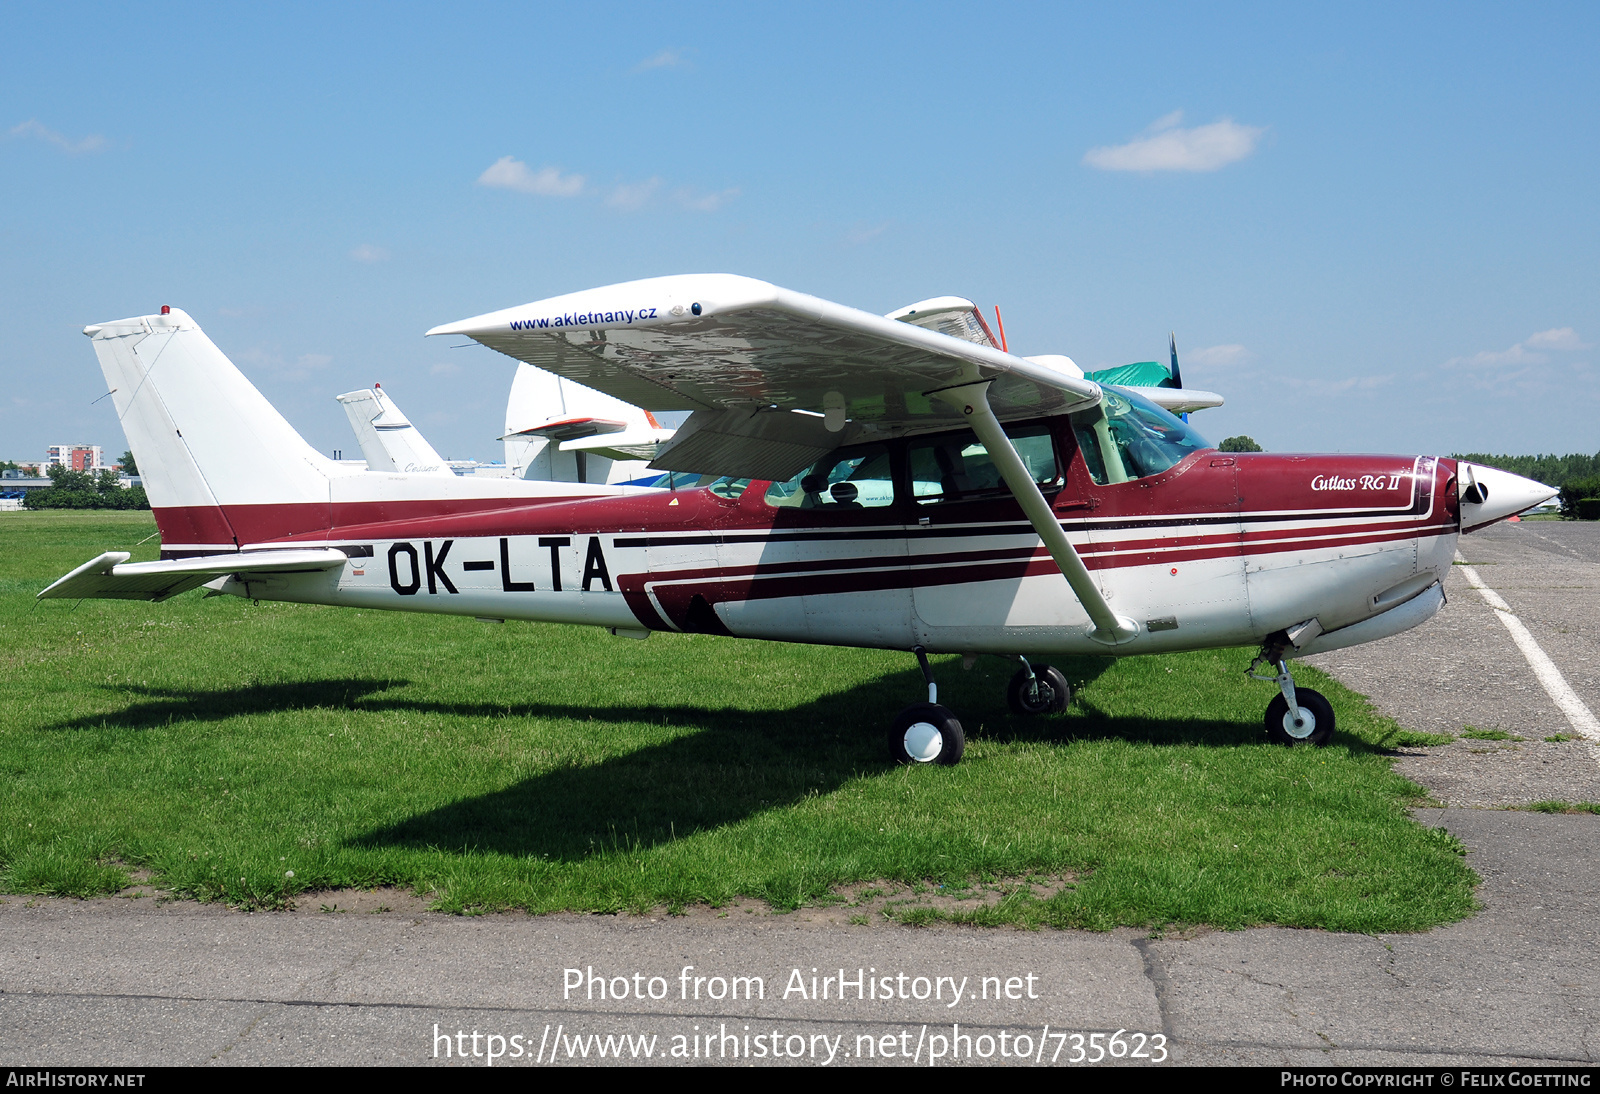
[9,119,107,154]
[477,156,585,196]
[1524,327,1590,351]
[672,186,740,212]
[1184,344,1253,368]
[1280,374,1396,395]
[1084,112,1265,173]
[1446,345,1542,369]
[1443,327,1589,371]
[430,362,461,376]
[606,177,662,211]
[349,243,390,263]
[633,48,688,72]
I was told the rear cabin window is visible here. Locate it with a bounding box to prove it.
[907,424,1060,505]
[764,444,896,509]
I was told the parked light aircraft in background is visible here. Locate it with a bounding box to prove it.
[337,364,675,486]
[501,362,675,486]
[42,277,1555,764]
[335,384,455,477]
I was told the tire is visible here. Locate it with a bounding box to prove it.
[1006,664,1071,716]
[1265,687,1335,747]
[888,703,966,766]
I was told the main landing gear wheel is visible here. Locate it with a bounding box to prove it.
[889,703,966,766]
[1265,687,1335,747]
[1006,664,1071,716]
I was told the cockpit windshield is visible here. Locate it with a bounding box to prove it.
[1070,387,1212,485]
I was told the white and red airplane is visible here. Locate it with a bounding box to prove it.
[42,275,1555,765]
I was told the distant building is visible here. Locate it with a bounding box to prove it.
[47,444,104,472]
[0,476,51,505]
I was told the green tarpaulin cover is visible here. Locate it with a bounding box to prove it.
[1083,361,1177,388]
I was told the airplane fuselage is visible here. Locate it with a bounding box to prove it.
[205,419,1461,659]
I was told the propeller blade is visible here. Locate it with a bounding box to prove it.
[1170,332,1188,422]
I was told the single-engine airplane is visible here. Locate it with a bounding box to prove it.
[43,275,1556,765]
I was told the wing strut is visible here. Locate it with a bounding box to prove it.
[932,381,1139,646]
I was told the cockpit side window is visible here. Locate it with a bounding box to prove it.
[1070,388,1211,485]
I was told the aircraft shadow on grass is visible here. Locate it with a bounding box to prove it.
[44,657,1337,862]
[47,678,411,731]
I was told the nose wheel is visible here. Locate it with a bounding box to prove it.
[1249,643,1336,747]
[1264,687,1335,747]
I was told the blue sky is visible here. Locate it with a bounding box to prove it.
[3,2,1596,463]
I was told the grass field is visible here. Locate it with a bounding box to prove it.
[0,511,1476,931]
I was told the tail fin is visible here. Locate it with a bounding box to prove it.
[335,385,454,476]
[86,308,334,553]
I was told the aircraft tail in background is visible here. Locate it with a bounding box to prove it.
[335,385,454,477]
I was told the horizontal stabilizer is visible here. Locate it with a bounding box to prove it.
[38,548,349,603]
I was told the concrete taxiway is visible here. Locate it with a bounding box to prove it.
[3,520,1598,1067]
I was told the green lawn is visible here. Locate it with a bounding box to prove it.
[0,511,1475,931]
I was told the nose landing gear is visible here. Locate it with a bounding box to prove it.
[1249,637,1335,747]
[1006,656,1071,716]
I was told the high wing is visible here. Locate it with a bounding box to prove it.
[1121,386,1224,415]
[38,549,349,603]
[427,274,1107,481]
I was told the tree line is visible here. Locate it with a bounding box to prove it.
[22,465,150,510]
